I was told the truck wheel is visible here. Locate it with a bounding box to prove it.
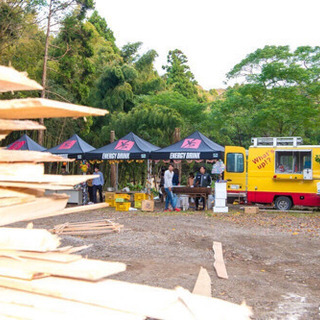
[275,196,292,211]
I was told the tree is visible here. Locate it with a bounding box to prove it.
[0,0,45,53]
[133,49,165,95]
[102,103,183,146]
[138,91,207,134]
[121,42,142,64]
[210,45,320,147]
[163,49,198,99]
[38,0,94,144]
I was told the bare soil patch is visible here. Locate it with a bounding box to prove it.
[12,207,320,319]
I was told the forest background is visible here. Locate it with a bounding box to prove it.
[1,0,319,185]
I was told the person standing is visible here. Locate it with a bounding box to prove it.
[187,172,194,187]
[164,164,180,212]
[194,166,212,210]
[92,166,104,203]
[61,165,69,175]
[172,168,179,186]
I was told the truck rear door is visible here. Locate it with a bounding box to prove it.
[224,146,247,196]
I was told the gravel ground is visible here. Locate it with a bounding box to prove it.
[12,206,320,320]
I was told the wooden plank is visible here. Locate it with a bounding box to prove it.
[57,202,109,215]
[0,174,98,185]
[0,194,69,226]
[212,241,228,279]
[0,266,48,280]
[0,163,44,178]
[0,196,35,207]
[0,66,43,92]
[0,276,252,319]
[0,182,74,190]
[0,257,126,281]
[59,245,92,254]
[0,287,143,320]
[0,98,108,119]
[0,119,46,131]
[0,250,81,263]
[0,187,45,198]
[0,150,73,163]
[0,228,60,251]
[192,267,212,297]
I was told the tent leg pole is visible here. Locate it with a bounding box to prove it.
[116,163,119,191]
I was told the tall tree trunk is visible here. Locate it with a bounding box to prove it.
[38,0,53,145]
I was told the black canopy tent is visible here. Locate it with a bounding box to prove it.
[46,134,95,159]
[84,132,159,160]
[150,131,224,160]
[6,134,46,152]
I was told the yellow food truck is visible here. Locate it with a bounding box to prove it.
[224,137,320,210]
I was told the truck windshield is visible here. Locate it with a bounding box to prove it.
[275,151,311,173]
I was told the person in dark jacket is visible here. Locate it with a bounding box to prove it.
[172,168,179,186]
[194,166,212,210]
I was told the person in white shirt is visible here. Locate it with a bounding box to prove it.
[164,164,180,212]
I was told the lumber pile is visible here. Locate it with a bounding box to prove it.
[0,66,252,319]
[51,218,123,235]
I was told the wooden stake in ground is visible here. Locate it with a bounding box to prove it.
[212,241,228,279]
[192,267,211,297]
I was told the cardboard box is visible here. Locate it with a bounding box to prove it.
[141,200,154,212]
[244,206,259,214]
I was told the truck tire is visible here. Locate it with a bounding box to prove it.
[275,196,292,211]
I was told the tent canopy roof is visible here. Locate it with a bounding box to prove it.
[151,131,224,160]
[85,132,159,160]
[6,134,46,152]
[46,134,95,158]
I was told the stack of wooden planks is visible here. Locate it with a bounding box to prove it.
[51,218,123,235]
[0,66,252,319]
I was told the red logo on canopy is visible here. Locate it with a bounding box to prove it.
[58,140,76,150]
[181,139,201,149]
[114,140,134,151]
[8,141,26,150]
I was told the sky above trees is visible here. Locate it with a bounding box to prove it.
[95,0,320,89]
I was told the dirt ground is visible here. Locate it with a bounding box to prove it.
[12,205,320,320]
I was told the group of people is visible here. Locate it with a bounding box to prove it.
[163,164,214,211]
[61,165,104,204]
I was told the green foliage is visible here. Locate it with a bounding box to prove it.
[163,49,198,99]
[88,10,116,50]
[211,45,320,147]
[103,103,183,146]
[91,64,137,112]
[138,91,207,134]
[121,42,142,64]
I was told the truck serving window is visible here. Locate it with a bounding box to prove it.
[275,151,311,174]
[226,153,244,173]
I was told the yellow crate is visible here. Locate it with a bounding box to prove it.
[134,200,142,208]
[115,202,131,211]
[115,194,131,201]
[105,192,115,201]
[106,199,115,207]
[134,193,147,201]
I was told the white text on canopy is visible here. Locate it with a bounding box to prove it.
[169,152,200,159]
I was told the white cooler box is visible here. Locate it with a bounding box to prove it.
[215,198,226,207]
[215,182,227,199]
